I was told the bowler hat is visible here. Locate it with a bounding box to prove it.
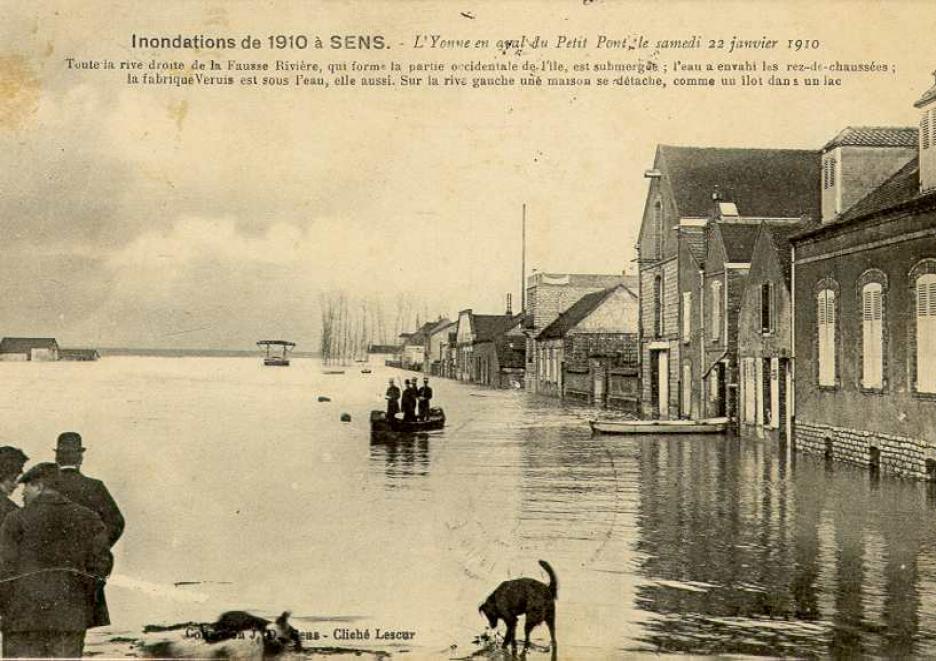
[0,447,28,480]
[19,462,60,485]
[55,432,85,454]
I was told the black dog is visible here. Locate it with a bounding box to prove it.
[202,610,301,656]
[479,560,557,652]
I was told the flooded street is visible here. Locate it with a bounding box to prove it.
[2,357,936,658]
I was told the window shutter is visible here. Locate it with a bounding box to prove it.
[862,284,883,389]
[923,113,931,150]
[918,275,936,392]
[818,289,836,386]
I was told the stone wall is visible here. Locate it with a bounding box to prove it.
[795,421,932,479]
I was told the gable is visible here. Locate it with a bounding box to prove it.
[573,287,639,333]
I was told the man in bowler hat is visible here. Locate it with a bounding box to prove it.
[53,432,124,629]
[0,462,112,658]
[0,447,28,524]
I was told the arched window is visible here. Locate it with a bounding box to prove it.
[862,282,883,389]
[817,288,836,386]
[654,199,663,258]
[653,274,663,338]
[916,273,936,393]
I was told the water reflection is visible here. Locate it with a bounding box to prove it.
[368,433,430,482]
[630,436,936,657]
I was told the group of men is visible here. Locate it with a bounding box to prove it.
[0,432,124,658]
[385,377,433,422]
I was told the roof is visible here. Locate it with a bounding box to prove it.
[473,314,522,342]
[658,145,821,220]
[682,226,707,263]
[0,338,58,353]
[537,285,635,340]
[915,73,936,108]
[761,223,805,287]
[792,158,936,242]
[837,157,921,223]
[822,126,917,151]
[716,223,762,263]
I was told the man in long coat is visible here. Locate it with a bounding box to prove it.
[385,379,401,420]
[401,379,418,422]
[0,447,28,524]
[0,462,112,658]
[53,432,124,628]
[417,378,433,421]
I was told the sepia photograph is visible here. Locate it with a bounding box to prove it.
[3,0,936,658]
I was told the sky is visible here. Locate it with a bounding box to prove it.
[1,1,936,349]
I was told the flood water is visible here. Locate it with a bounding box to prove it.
[2,356,936,658]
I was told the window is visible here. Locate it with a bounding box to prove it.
[760,282,773,334]
[742,358,756,424]
[829,157,836,188]
[924,111,931,151]
[917,273,936,393]
[862,282,883,389]
[654,199,663,259]
[817,288,836,386]
[711,280,722,341]
[654,275,663,338]
[682,292,691,341]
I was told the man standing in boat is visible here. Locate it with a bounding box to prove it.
[401,379,418,422]
[385,379,401,421]
[417,378,433,421]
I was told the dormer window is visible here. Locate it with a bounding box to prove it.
[823,156,837,189]
[923,111,931,150]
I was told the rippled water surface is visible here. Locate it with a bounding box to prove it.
[3,357,936,658]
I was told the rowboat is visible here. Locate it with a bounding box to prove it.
[370,408,445,434]
[589,417,729,435]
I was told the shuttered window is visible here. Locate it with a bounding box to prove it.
[818,289,836,386]
[760,282,773,334]
[862,283,883,389]
[711,281,722,341]
[917,274,936,393]
[924,112,931,151]
[682,292,691,340]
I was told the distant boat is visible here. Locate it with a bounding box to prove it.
[361,368,372,374]
[257,340,295,367]
[370,408,445,434]
[589,417,729,435]
[322,369,345,375]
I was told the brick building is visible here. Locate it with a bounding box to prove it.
[637,145,820,420]
[535,283,639,408]
[737,223,802,442]
[524,272,635,394]
[455,310,525,386]
[792,112,931,476]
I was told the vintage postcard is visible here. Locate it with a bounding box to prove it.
[2,1,936,658]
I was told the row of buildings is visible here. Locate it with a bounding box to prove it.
[393,71,936,479]
[0,338,99,362]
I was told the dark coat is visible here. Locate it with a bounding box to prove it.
[0,497,18,527]
[55,469,125,547]
[0,491,112,632]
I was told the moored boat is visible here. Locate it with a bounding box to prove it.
[370,408,445,434]
[589,417,729,435]
[257,340,295,367]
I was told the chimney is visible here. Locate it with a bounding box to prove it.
[916,69,936,193]
[506,293,513,315]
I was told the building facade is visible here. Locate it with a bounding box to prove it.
[524,272,634,394]
[0,337,60,362]
[792,111,933,477]
[637,145,820,420]
[738,224,799,442]
[535,284,639,408]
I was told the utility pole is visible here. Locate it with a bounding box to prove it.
[521,203,526,311]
